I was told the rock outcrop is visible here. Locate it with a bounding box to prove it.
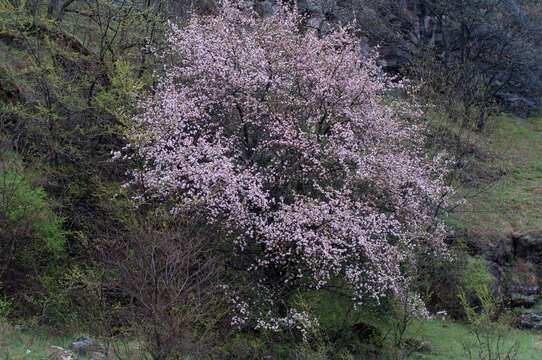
[247,0,542,114]
[520,312,542,330]
[512,234,542,263]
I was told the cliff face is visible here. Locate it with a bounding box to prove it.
[249,0,542,114]
[251,0,444,70]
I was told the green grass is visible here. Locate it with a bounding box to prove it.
[398,319,542,360]
[3,318,542,360]
[447,114,542,241]
[0,320,140,360]
[0,321,75,359]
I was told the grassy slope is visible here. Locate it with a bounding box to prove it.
[401,114,542,359]
[447,114,542,241]
[401,319,542,360]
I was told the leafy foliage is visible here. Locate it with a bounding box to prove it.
[460,285,519,360]
[0,151,66,312]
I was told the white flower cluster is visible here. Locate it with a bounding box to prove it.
[406,292,431,320]
[230,295,250,329]
[255,309,320,342]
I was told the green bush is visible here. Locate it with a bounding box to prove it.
[0,150,67,314]
[462,257,495,297]
[416,238,496,320]
[0,152,66,253]
[459,285,519,360]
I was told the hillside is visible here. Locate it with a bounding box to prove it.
[1,0,542,359]
[449,115,542,239]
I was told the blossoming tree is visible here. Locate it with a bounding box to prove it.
[119,1,452,325]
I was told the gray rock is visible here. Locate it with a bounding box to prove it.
[512,234,542,263]
[509,285,539,296]
[484,241,513,266]
[520,312,542,330]
[253,0,278,17]
[510,293,538,308]
[484,260,505,298]
[69,337,104,356]
[482,241,512,299]
[50,346,77,360]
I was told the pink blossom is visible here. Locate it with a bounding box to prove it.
[119,1,452,311]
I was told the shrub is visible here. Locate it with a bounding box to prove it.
[459,285,519,360]
[101,213,223,360]
[118,1,453,327]
[416,238,497,320]
[0,150,66,311]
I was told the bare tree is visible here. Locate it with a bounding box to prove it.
[101,213,223,360]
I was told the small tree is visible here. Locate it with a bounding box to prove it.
[119,1,452,325]
[103,213,222,360]
[459,285,519,360]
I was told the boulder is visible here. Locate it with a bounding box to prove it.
[69,336,105,356]
[483,241,513,266]
[253,0,277,17]
[50,345,77,360]
[512,234,542,263]
[484,260,505,298]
